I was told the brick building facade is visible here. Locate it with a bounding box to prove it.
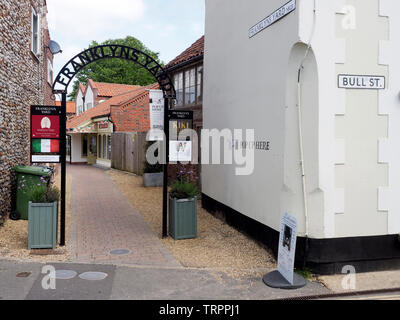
[66,83,158,168]
[0,0,54,220]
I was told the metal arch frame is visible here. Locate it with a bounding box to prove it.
[52,44,176,99]
[52,45,176,246]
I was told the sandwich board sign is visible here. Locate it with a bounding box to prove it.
[277,213,298,285]
[30,105,61,163]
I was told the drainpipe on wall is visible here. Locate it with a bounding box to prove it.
[297,0,317,269]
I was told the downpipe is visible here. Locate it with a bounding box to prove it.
[297,0,316,270]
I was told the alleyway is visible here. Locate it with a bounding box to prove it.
[67,165,180,268]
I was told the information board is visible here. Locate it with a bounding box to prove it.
[277,213,298,285]
[30,105,61,163]
[168,110,193,163]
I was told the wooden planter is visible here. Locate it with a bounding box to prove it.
[28,201,58,250]
[169,197,197,240]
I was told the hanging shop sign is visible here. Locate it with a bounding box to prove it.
[98,121,109,130]
[30,105,61,163]
[249,0,296,38]
[149,90,165,141]
[338,74,386,89]
[277,213,298,285]
[168,111,193,162]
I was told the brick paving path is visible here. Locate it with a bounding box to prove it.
[67,165,181,268]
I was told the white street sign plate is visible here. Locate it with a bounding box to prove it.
[338,74,386,89]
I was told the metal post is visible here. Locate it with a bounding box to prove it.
[60,92,67,246]
[162,97,169,238]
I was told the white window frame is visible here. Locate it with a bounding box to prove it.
[47,58,53,85]
[31,7,41,57]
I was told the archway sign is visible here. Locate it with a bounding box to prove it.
[52,45,176,246]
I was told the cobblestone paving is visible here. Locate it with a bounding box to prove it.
[68,165,181,268]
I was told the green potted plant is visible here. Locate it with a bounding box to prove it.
[143,141,163,187]
[169,166,199,240]
[25,178,60,250]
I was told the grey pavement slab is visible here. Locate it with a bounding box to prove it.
[0,260,42,300]
[0,259,331,300]
[110,266,331,300]
[25,263,116,300]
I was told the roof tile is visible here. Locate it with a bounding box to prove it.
[166,36,204,69]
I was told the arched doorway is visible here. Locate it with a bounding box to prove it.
[52,45,176,245]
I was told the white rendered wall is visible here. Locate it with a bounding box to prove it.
[76,89,84,115]
[203,0,399,238]
[70,134,87,163]
[203,0,300,235]
[85,86,94,111]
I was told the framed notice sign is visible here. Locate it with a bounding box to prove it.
[30,105,61,163]
[277,213,298,285]
[149,90,165,141]
[168,111,193,163]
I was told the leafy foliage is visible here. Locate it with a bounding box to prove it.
[169,181,198,200]
[17,175,60,203]
[68,36,163,101]
[169,165,199,200]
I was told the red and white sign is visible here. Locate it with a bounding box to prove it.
[32,115,60,139]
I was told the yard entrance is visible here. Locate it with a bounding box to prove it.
[52,44,176,245]
[67,164,180,267]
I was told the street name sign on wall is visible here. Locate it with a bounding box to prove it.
[277,213,298,285]
[30,105,61,163]
[249,0,296,38]
[149,90,165,141]
[338,74,386,89]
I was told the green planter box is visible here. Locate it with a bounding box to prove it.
[169,197,197,240]
[28,201,58,250]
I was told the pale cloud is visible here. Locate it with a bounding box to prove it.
[46,0,145,39]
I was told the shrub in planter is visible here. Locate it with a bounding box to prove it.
[143,141,163,187]
[169,167,199,240]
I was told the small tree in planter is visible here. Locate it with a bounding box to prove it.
[143,141,164,187]
[24,179,60,250]
[169,166,199,240]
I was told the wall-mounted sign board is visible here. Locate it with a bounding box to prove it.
[30,105,61,163]
[249,0,296,38]
[338,74,386,90]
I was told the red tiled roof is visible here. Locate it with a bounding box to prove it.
[67,83,159,130]
[165,36,204,69]
[55,101,76,115]
[88,79,142,97]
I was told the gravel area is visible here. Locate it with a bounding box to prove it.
[0,168,72,263]
[106,169,277,277]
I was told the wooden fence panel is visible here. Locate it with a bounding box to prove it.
[111,132,147,175]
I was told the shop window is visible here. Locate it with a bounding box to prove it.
[82,134,88,157]
[173,65,203,108]
[107,136,112,160]
[197,66,203,102]
[184,68,196,105]
[103,135,107,159]
[174,72,183,107]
